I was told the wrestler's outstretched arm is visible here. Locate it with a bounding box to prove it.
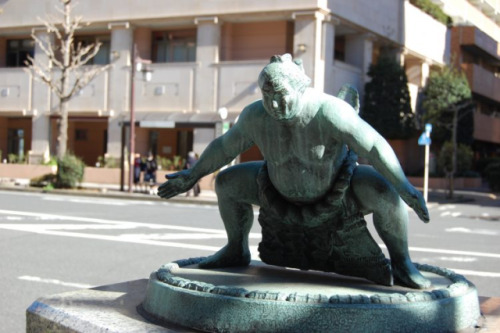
[326,99,429,223]
[158,109,254,199]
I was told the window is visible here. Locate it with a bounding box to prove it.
[334,36,346,62]
[152,29,196,63]
[74,35,111,65]
[75,129,88,141]
[6,39,34,67]
[7,129,24,157]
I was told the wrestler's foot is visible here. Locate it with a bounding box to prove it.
[198,244,251,269]
[392,258,431,289]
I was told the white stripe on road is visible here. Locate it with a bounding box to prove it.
[446,227,498,236]
[1,209,498,265]
[448,269,500,278]
[377,244,500,259]
[9,227,223,251]
[18,276,93,289]
[0,209,233,234]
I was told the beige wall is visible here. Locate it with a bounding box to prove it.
[0,117,7,157]
[0,37,5,67]
[0,0,322,29]
[221,21,292,61]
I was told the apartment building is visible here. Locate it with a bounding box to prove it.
[0,0,495,171]
[445,0,500,161]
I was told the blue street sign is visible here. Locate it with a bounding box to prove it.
[418,133,431,146]
[418,123,432,146]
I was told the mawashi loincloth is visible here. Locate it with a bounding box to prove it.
[256,151,392,285]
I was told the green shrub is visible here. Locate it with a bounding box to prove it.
[8,153,25,164]
[96,155,119,168]
[30,173,57,188]
[410,0,453,26]
[56,154,85,189]
[484,161,500,192]
[437,142,473,176]
[157,155,185,171]
[158,156,173,170]
[172,155,186,171]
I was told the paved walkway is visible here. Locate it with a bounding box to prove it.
[1,176,498,207]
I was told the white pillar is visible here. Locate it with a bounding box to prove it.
[107,22,133,158]
[30,30,53,159]
[323,16,337,96]
[421,61,430,87]
[194,16,220,113]
[345,33,374,86]
[292,11,328,91]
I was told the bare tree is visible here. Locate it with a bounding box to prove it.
[25,0,111,159]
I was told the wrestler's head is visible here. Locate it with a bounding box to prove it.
[258,54,311,121]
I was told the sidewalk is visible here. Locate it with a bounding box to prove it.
[0,176,498,207]
[0,177,219,205]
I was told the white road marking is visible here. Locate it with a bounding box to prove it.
[446,227,498,236]
[0,209,261,253]
[1,209,497,267]
[449,269,500,278]
[120,233,259,240]
[0,209,230,233]
[438,205,456,211]
[18,276,93,289]
[378,244,500,259]
[43,196,150,206]
[438,256,477,263]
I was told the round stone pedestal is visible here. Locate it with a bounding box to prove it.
[139,258,481,333]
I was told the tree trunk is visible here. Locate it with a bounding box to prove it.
[57,100,68,158]
[57,0,72,159]
[448,107,458,199]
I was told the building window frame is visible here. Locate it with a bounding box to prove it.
[6,38,35,67]
[152,29,196,63]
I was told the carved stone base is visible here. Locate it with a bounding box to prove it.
[139,258,481,333]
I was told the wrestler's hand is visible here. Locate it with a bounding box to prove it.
[157,170,197,199]
[400,185,430,223]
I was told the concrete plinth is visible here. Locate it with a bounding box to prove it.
[26,279,188,332]
[26,260,499,332]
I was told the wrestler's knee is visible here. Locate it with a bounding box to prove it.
[214,162,263,201]
[215,167,234,195]
[352,166,400,210]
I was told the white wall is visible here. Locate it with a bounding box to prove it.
[404,2,449,65]
[0,0,322,29]
[329,0,402,44]
[134,63,196,112]
[0,68,32,111]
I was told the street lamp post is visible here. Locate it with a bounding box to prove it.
[127,45,152,192]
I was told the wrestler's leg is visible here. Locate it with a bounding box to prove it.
[199,161,263,268]
[351,165,431,289]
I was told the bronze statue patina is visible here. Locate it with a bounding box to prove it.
[158,53,431,289]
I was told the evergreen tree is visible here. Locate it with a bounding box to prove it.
[421,65,473,145]
[362,56,415,139]
[421,65,473,198]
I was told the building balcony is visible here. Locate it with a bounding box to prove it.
[0,67,33,115]
[133,62,197,114]
[468,0,500,22]
[474,110,500,144]
[216,60,267,112]
[463,63,500,103]
[405,1,450,65]
[453,25,500,62]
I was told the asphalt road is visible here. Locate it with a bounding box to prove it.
[0,189,499,332]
